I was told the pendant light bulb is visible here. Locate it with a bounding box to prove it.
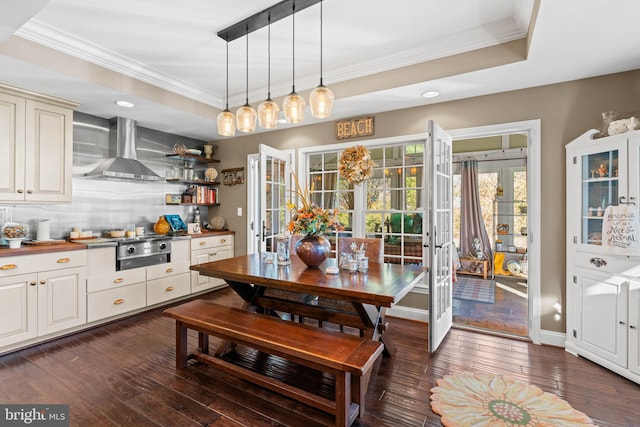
[283,92,305,124]
[237,26,257,133]
[310,0,333,119]
[258,99,279,129]
[217,109,236,136]
[259,14,280,129]
[283,3,305,124]
[236,104,257,133]
[217,40,236,137]
[310,84,333,119]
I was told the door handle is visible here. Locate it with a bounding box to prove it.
[262,221,266,242]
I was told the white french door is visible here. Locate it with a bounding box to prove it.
[428,120,454,352]
[258,144,293,253]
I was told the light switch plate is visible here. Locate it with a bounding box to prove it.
[237,207,243,217]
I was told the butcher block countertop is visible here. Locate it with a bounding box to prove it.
[187,230,234,239]
[0,241,87,257]
[0,230,235,257]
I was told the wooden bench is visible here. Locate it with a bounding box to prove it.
[163,300,384,427]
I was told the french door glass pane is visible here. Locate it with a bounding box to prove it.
[305,142,426,265]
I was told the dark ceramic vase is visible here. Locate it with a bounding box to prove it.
[295,235,331,268]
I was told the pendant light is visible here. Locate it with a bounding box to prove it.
[217,39,236,136]
[236,25,257,133]
[258,14,280,129]
[310,0,333,119]
[282,3,305,124]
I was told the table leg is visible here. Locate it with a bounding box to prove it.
[175,321,188,369]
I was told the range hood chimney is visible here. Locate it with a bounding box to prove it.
[85,117,163,181]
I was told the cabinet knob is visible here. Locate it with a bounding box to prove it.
[113,298,124,305]
[199,241,206,246]
[30,281,36,286]
[57,258,71,264]
[17,189,23,194]
[619,321,627,325]
[26,190,33,194]
[114,278,124,283]
[40,280,46,285]
[589,257,607,268]
[165,286,174,292]
[221,239,226,243]
[1,264,17,270]
[165,268,174,273]
[631,325,637,330]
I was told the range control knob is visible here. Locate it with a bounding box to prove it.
[127,246,136,254]
[159,242,167,250]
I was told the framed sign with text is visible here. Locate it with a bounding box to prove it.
[335,116,374,140]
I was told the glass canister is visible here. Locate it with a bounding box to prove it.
[276,232,292,265]
[358,256,369,273]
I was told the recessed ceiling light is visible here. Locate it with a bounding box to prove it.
[421,90,440,98]
[115,100,135,108]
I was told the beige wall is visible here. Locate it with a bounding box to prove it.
[212,69,640,333]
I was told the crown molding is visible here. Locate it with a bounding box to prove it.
[16,19,223,107]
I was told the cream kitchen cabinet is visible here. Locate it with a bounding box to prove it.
[0,84,77,203]
[190,233,234,293]
[0,251,87,352]
[87,239,192,322]
[147,239,190,305]
[86,247,147,323]
[0,273,37,348]
[565,129,640,384]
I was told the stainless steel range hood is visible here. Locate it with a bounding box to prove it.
[85,117,163,181]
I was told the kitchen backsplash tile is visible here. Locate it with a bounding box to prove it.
[1,112,211,240]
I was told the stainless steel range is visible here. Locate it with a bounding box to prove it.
[115,234,172,271]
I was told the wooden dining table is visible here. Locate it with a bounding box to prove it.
[190,253,425,356]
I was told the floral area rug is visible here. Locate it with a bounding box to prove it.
[430,372,596,426]
[453,276,495,304]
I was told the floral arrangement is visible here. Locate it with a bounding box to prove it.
[339,145,375,184]
[287,173,340,236]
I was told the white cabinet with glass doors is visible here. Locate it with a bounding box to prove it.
[565,128,640,384]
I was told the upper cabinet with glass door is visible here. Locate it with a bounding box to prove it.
[566,129,640,251]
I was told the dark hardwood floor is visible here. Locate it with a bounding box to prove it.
[1,287,639,426]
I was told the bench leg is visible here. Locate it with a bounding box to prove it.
[175,321,188,369]
[198,332,209,355]
[335,371,351,427]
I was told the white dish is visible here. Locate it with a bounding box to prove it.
[185,149,202,156]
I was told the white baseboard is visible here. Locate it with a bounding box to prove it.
[537,329,566,347]
[386,306,428,322]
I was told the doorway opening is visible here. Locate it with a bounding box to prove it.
[452,132,529,337]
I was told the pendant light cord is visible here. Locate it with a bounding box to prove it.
[225,40,230,110]
[291,3,296,93]
[319,0,324,86]
[245,24,249,105]
[267,14,272,100]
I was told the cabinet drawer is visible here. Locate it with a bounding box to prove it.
[574,252,640,278]
[87,268,146,293]
[191,235,233,250]
[87,282,146,323]
[146,262,190,281]
[147,273,190,306]
[0,251,86,277]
